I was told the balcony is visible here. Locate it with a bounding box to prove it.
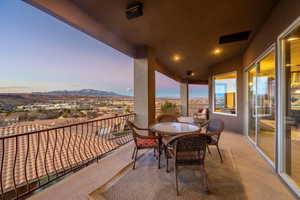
[0,114,296,200]
[2,128,291,200]
[2,0,300,199]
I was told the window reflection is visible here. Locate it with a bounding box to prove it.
[247,51,276,162]
[281,25,300,185]
[213,72,237,115]
[257,51,276,162]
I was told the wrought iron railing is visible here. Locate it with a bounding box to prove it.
[0,113,135,200]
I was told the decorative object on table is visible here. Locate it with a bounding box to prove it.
[127,121,161,169]
[202,119,224,162]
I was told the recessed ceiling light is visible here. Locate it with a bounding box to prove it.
[287,37,300,42]
[173,55,181,61]
[213,48,222,55]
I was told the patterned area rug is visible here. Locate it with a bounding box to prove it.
[101,148,247,200]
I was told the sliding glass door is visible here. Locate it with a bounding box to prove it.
[247,50,276,163]
[256,51,276,162]
[279,23,300,186]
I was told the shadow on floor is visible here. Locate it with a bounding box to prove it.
[100,148,247,200]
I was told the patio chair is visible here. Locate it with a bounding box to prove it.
[202,119,224,163]
[127,120,161,169]
[156,114,178,123]
[156,114,178,171]
[166,133,210,195]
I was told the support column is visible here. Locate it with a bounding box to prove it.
[180,83,189,116]
[134,57,155,128]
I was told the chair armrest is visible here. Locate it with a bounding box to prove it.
[135,127,151,131]
[206,131,219,136]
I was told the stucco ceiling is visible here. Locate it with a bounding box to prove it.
[70,0,278,82]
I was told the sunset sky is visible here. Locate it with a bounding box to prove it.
[0,0,207,98]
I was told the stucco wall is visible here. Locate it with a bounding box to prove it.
[210,0,300,134]
[243,0,300,66]
[209,56,244,133]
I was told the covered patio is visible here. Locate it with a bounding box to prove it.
[1,0,299,199]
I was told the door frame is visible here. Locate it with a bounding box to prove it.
[277,15,300,197]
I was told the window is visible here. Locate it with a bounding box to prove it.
[213,72,237,115]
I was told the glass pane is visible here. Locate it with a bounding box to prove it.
[281,25,300,185]
[155,71,180,117]
[188,84,209,119]
[248,66,257,141]
[213,72,237,115]
[257,51,276,162]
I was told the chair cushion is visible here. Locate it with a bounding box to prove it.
[136,138,157,148]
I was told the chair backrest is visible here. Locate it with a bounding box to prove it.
[206,119,224,142]
[156,114,178,123]
[173,134,209,164]
[126,120,142,144]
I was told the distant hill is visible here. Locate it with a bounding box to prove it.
[32,89,122,96]
[0,94,48,112]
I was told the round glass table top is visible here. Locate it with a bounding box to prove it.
[150,122,200,135]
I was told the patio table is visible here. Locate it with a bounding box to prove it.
[149,122,200,136]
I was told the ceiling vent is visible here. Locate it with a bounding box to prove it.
[126,1,143,20]
[219,31,251,44]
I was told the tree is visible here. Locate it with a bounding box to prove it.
[160,101,179,115]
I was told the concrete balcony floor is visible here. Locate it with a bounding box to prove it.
[30,131,296,200]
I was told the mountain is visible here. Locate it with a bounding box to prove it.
[32,89,122,96]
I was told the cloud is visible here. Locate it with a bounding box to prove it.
[0,86,31,93]
[0,86,30,90]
